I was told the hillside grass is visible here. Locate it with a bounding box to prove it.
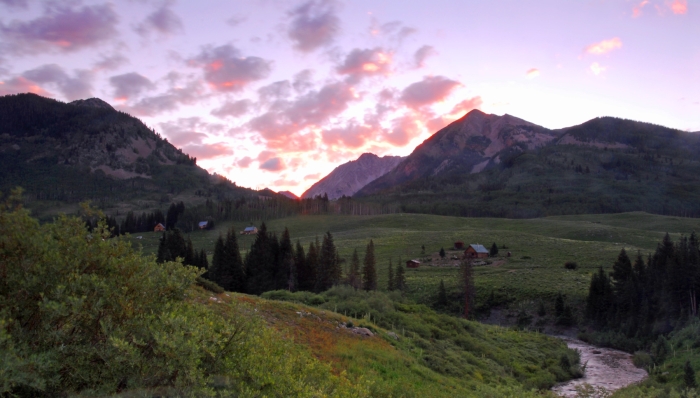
[130,212,700,321]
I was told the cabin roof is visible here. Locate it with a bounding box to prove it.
[468,244,489,253]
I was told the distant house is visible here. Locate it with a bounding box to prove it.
[154,223,166,232]
[454,241,465,250]
[406,259,420,268]
[464,244,489,259]
[198,221,209,229]
[241,226,258,235]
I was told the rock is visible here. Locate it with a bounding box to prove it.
[351,327,374,337]
[387,331,399,340]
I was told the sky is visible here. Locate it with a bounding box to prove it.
[0,0,698,196]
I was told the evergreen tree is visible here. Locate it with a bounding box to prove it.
[437,279,448,307]
[209,235,225,286]
[279,228,295,291]
[220,227,245,292]
[184,237,195,266]
[490,242,499,257]
[301,240,319,292]
[395,263,406,292]
[199,249,208,270]
[685,361,697,389]
[245,223,277,295]
[387,259,394,291]
[439,247,445,258]
[362,239,377,291]
[316,232,338,292]
[461,260,474,318]
[294,240,310,291]
[347,248,361,290]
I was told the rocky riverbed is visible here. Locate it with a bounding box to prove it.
[552,337,648,397]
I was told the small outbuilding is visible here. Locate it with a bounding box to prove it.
[464,244,489,259]
[241,226,258,235]
[154,223,166,232]
[406,259,420,268]
[454,241,465,250]
[198,221,209,229]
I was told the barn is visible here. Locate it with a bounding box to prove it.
[464,244,489,259]
[154,223,165,232]
[406,259,420,268]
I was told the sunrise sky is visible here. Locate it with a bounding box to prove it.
[0,0,698,196]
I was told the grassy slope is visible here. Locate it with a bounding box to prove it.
[197,287,574,397]
[132,212,700,313]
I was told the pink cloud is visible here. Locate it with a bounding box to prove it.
[590,62,606,76]
[585,38,622,55]
[0,4,118,53]
[180,143,231,159]
[119,79,204,116]
[191,44,272,92]
[426,96,483,131]
[304,173,321,180]
[337,47,392,83]
[211,99,252,118]
[669,0,687,14]
[237,156,253,168]
[22,64,93,100]
[400,75,462,110]
[383,115,422,146]
[632,1,650,17]
[322,122,375,148]
[287,0,339,53]
[260,157,286,171]
[525,68,540,79]
[0,76,50,96]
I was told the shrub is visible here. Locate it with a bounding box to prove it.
[195,276,224,293]
[632,351,653,369]
[564,261,578,270]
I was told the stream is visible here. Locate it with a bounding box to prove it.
[552,337,648,397]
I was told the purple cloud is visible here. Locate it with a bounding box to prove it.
[135,0,184,37]
[109,72,154,100]
[192,44,272,92]
[258,80,292,104]
[260,157,286,171]
[93,54,129,71]
[21,64,92,100]
[0,4,118,53]
[414,45,437,68]
[211,99,252,118]
[159,117,209,146]
[237,156,253,167]
[287,0,339,52]
[120,79,204,116]
[0,0,28,9]
[336,47,392,83]
[400,76,461,110]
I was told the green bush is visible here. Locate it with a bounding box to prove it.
[633,351,653,369]
[196,276,224,293]
[0,191,366,397]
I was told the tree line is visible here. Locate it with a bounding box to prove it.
[586,232,700,342]
[162,222,409,296]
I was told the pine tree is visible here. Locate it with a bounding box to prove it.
[437,279,448,307]
[461,261,474,318]
[294,240,309,291]
[395,264,406,292]
[220,227,245,292]
[439,247,445,258]
[685,361,697,388]
[209,235,225,286]
[279,228,295,291]
[387,258,394,291]
[347,248,361,290]
[301,240,319,292]
[245,223,277,295]
[362,239,377,291]
[490,242,499,257]
[316,232,338,292]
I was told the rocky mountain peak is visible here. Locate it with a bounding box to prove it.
[69,98,115,111]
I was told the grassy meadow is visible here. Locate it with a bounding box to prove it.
[130,211,700,318]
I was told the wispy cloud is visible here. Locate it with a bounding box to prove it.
[590,62,606,76]
[585,38,622,55]
[526,68,540,79]
[668,0,687,14]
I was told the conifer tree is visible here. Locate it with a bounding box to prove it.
[245,223,277,295]
[279,228,295,291]
[437,279,448,307]
[461,260,474,318]
[362,239,377,291]
[387,258,394,291]
[294,240,309,291]
[221,227,245,292]
[439,247,445,258]
[490,242,499,257]
[685,361,697,389]
[347,248,361,290]
[395,263,406,291]
[209,235,225,286]
[302,240,319,292]
[316,231,338,292]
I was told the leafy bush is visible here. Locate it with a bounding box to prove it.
[633,351,653,369]
[564,261,578,270]
[0,191,365,397]
[195,276,224,293]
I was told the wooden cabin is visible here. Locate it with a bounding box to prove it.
[454,241,465,249]
[241,226,258,235]
[406,259,420,268]
[464,244,489,259]
[154,223,166,232]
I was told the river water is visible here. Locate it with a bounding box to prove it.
[552,337,648,397]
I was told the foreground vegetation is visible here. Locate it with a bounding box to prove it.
[2,191,584,397]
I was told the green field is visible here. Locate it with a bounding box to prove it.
[130,212,700,317]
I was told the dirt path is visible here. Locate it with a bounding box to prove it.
[552,337,647,397]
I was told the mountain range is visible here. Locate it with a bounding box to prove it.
[301,153,404,200]
[0,93,267,218]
